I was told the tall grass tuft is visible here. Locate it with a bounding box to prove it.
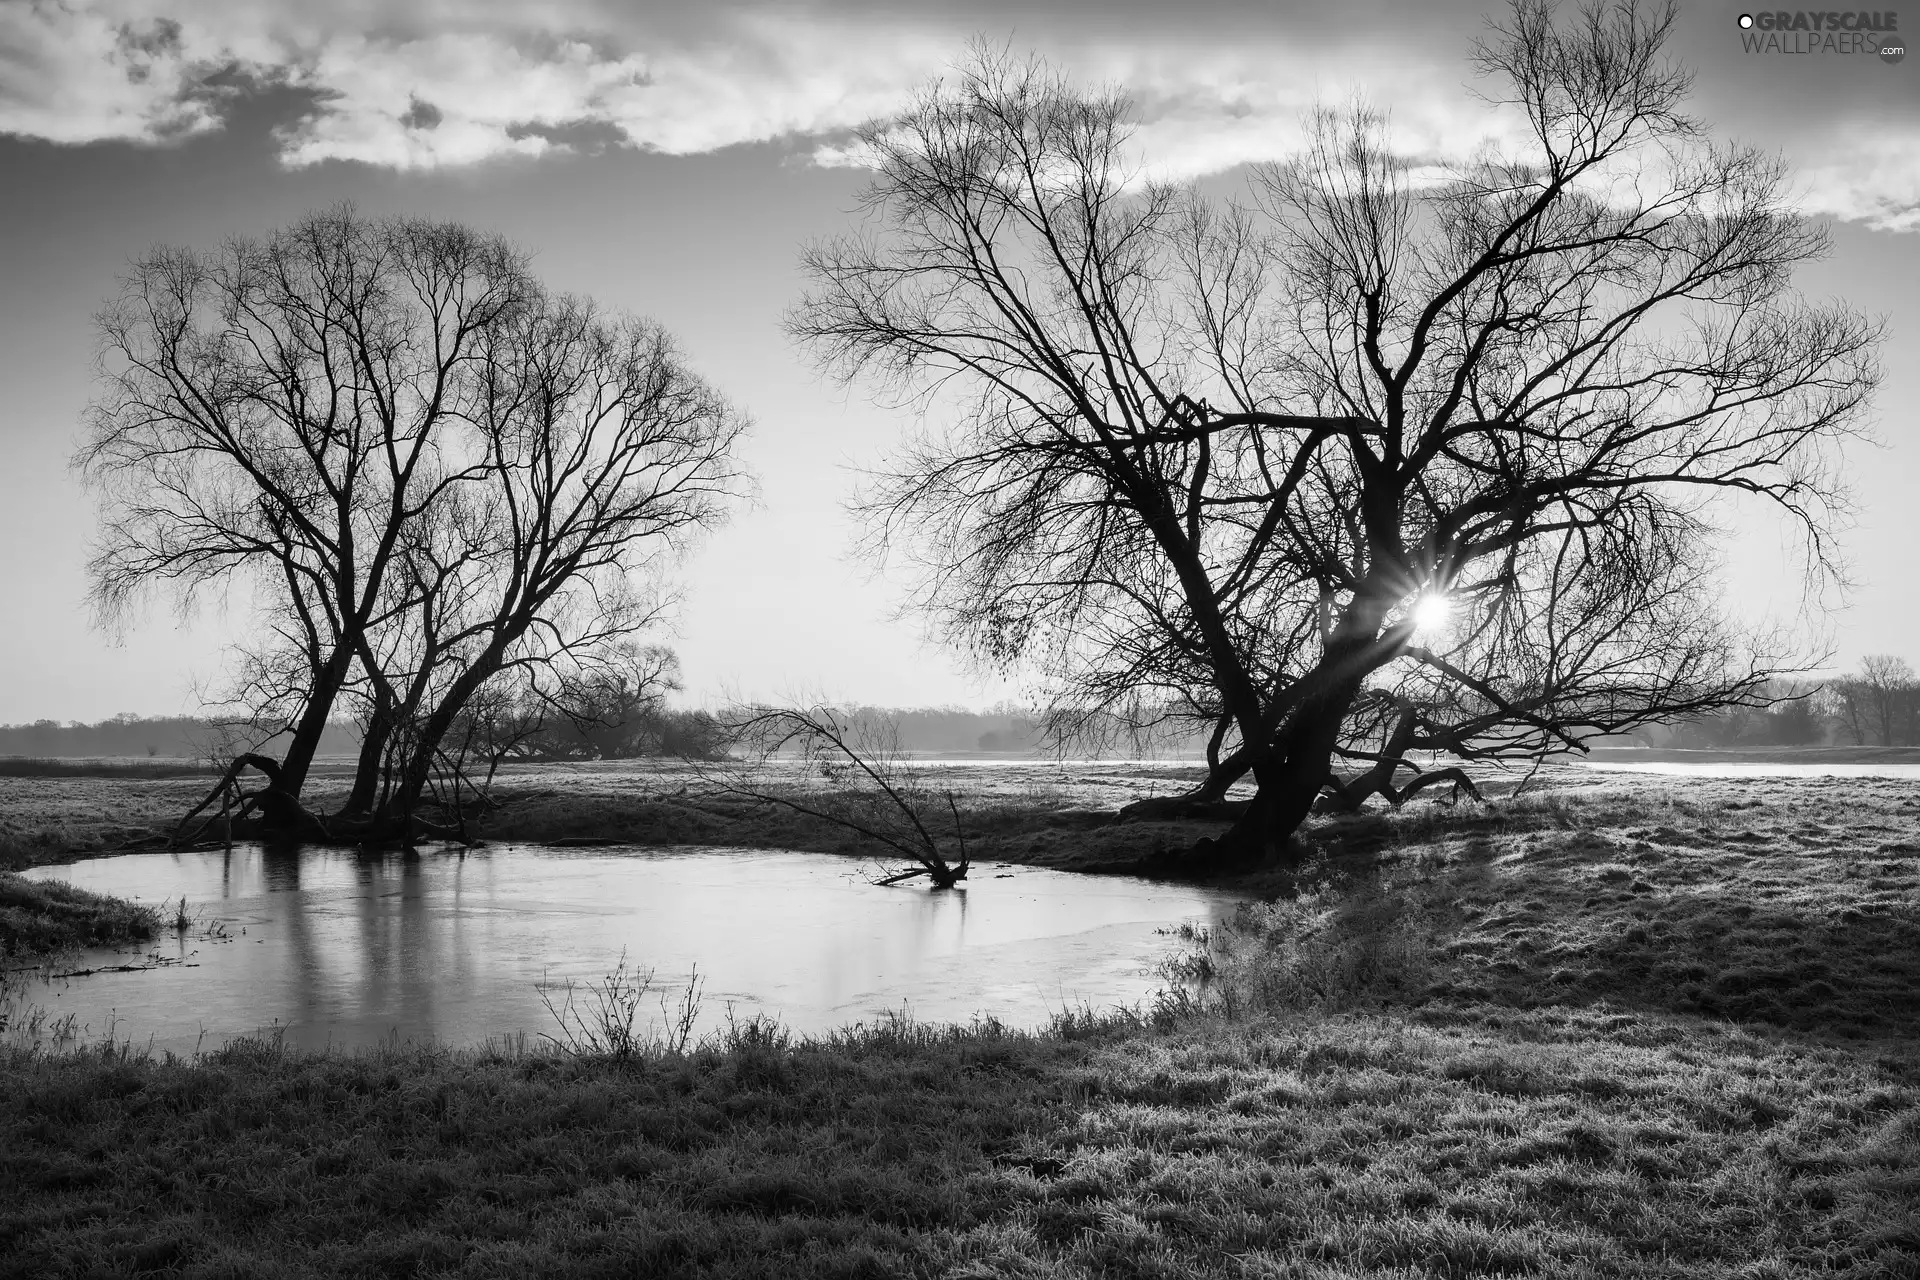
[535,951,705,1061]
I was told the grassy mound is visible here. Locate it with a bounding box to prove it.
[0,872,159,958]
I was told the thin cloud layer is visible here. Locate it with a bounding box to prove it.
[1798,132,1920,233]
[3,0,1915,233]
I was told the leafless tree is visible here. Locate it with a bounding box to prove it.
[80,207,750,840]
[357,298,748,826]
[533,644,693,760]
[78,207,535,798]
[1813,680,1862,745]
[792,2,1879,863]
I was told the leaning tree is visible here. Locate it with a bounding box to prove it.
[79,206,749,841]
[791,0,1880,864]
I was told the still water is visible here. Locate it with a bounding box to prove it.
[14,845,1240,1055]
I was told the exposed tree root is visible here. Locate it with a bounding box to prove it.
[170,754,323,847]
[1130,753,1487,870]
[1320,763,1486,813]
[170,754,475,851]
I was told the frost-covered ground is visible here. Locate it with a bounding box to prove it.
[3,759,1917,1277]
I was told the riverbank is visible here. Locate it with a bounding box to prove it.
[0,871,158,959]
[5,757,1918,918]
[0,757,1254,886]
[5,750,1918,878]
[2,767,1916,1274]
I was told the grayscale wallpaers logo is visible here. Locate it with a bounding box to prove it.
[1737,11,1905,62]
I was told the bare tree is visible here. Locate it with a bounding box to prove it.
[792,3,1879,864]
[80,207,750,841]
[1822,678,1868,746]
[508,643,691,761]
[358,298,748,826]
[78,207,535,799]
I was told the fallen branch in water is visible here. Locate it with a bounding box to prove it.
[49,957,199,979]
[708,705,971,889]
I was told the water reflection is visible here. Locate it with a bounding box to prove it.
[16,846,1240,1055]
[261,844,303,892]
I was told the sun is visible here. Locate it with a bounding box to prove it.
[1410,594,1451,636]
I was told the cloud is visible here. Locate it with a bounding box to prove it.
[809,33,1537,184]
[1,1,966,167]
[0,2,239,143]
[1081,40,1534,183]
[270,31,641,168]
[2,0,1915,235]
[0,0,1530,171]
[1796,129,1920,234]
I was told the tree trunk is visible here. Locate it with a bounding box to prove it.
[1201,605,1397,866]
[173,753,328,846]
[384,646,511,822]
[1116,740,1255,821]
[1219,687,1358,864]
[342,698,396,817]
[234,754,313,833]
[277,645,355,798]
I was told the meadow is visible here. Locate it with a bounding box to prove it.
[1,763,1916,1277]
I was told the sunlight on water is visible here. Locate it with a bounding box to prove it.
[15,846,1240,1055]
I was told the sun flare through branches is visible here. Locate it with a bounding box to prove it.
[1410,594,1453,638]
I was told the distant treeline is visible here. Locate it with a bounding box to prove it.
[460,703,1087,765]
[0,715,359,761]
[816,705,1209,756]
[0,706,1213,762]
[1650,657,1920,749]
[60,678,1920,763]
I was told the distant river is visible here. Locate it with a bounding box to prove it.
[1578,761,1920,780]
[11,845,1240,1055]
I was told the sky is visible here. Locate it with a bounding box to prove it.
[0,0,1916,724]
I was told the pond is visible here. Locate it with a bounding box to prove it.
[10,845,1241,1056]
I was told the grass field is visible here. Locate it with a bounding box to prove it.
[1,766,1916,1276]
[3,1000,1914,1279]
[0,757,218,780]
